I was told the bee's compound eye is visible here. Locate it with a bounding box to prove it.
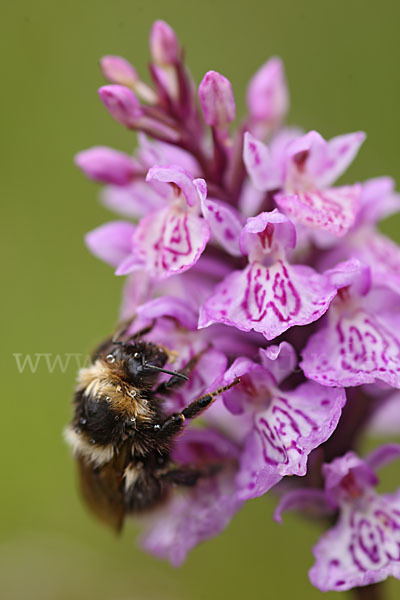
[133,352,141,359]
[106,354,115,363]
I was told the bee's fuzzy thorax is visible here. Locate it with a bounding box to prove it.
[75,359,154,422]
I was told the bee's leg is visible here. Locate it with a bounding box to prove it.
[159,464,221,487]
[154,379,240,440]
[180,379,240,420]
[154,352,203,396]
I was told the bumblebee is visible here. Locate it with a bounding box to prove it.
[65,323,237,532]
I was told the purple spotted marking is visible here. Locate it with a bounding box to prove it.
[275,185,360,236]
[254,395,319,467]
[303,309,400,388]
[200,257,337,339]
[152,211,194,272]
[241,261,301,324]
[249,141,261,166]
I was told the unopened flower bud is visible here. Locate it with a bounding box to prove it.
[75,146,137,185]
[150,20,180,66]
[100,56,157,104]
[98,85,142,128]
[100,55,139,87]
[246,57,289,126]
[198,71,236,127]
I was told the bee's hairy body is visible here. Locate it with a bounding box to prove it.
[65,331,238,532]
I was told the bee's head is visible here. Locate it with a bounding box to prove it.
[104,340,188,385]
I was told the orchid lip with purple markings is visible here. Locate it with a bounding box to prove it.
[275,447,400,591]
[301,261,400,389]
[213,344,346,499]
[198,210,343,340]
[314,448,400,591]
[244,129,366,237]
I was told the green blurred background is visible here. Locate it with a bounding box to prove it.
[2,1,400,598]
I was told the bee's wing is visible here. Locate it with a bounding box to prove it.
[77,457,125,533]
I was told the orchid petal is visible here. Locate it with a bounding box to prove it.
[201,197,243,256]
[101,181,165,218]
[130,205,210,279]
[236,382,346,499]
[309,489,400,592]
[366,443,400,472]
[259,341,297,385]
[324,258,371,297]
[286,130,325,160]
[368,393,400,436]
[358,177,400,225]
[301,308,400,388]
[221,359,274,415]
[141,473,242,566]
[323,452,378,508]
[246,127,304,191]
[243,132,283,191]
[85,221,134,268]
[354,231,400,296]
[115,253,145,276]
[136,296,198,331]
[308,131,366,188]
[171,427,241,464]
[246,57,289,127]
[146,166,205,207]
[140,428,242,566]
[275,185,361,237]
[167,348,228,412]
[199,261,337,341]
[138,134,201,175]
[238,179,265,219]
[75,146,137,186]
[119,271,153,320]
[274,489,331,524]
[239,210,296,260]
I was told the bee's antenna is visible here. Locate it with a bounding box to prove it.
[142,364,189,381]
